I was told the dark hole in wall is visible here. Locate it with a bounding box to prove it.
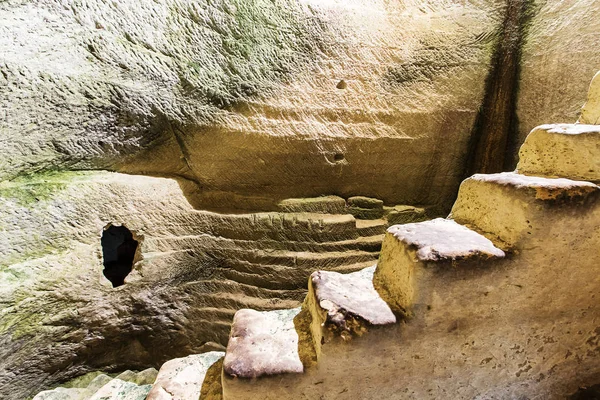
[101,225,138,287]
[569,384,600,400]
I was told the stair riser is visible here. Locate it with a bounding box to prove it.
[149,212,361,242]
[517,125,600,181]
[213,251,379,268]
[451,178,600,249]
[145,235,382,254]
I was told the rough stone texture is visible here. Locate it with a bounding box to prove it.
[347,197,384,210]
[33,388,89,400]
[0,0,506,213]
[33,373,153,400]
[304,267,395,359]
[220,199,600,399]
[579,71,600,125]
[80,375,113,394]
[115,368,158,386]
[146,352,224,400]
[0,172,383,399]
[387,218,505,262]
[517,124,600,181]
[277,196,346,214]
[374,219,504,315]
[347,197,385,220]
[451,172,600,248]
[514,0,600,166]
[88,379,150,400]
[384,205,428,226]
[223,308,303,379]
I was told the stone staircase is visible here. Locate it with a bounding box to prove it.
[138,203,420,346]
[31,104,600,398]
[214,123,600,398]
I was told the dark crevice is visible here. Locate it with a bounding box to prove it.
[464,0,536,177]
[101,224,139,287]
[569,384,600,400]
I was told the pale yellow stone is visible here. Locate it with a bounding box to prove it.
[517,124,600,181]
[451,172,600,248]
[579,71,600,124]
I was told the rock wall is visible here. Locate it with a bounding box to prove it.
[513,0,600,166]
[0,172,393,398]
[3,0,600,398]
[1,0,505,213]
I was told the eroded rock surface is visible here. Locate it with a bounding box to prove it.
[146,352,224,400]
[223,308,303,379]
[0,172,385,398]
[517,124,600,181]
[0,0,508,212]
[515,0,600,164]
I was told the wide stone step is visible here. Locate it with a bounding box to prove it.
[450,172,600,248]
[153,211,361,242]
[145,233,383,255]
[373,218,505,314]
[347,196,385,219]
[230,249,379,268]
[517,124,600,181]
[146,352,224,400]
[277,196,347,214]
[221,267,398,398]
[218,259,377,290]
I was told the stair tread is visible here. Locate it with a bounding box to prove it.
[471,172,598,199]
[310,267,396,326]
[220,260,378,290]
[223,308,303,379]
[535,123,600,135]
[388,218,505,261]
[355,219,387,228]
[146,352,224,400]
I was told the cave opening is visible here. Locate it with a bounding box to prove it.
[101,224,139,288]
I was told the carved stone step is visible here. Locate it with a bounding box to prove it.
[373,218,505,314]
[355,218,388,236]
[218,259,377,291]
[223,308,303,381]
[517,124,600,181]
[146,352,224,400]
[304,267,396,359]
[277,196,347,214]
[225,248,380,268]
[451,172,600,248]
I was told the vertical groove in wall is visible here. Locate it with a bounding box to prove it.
[464,0,535,176]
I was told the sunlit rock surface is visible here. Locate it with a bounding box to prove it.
[0,171,389,398]
[0,0,508,212]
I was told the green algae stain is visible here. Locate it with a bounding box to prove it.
[0,171,87,268]
[172,0,326,110]
[0,171,82,207]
